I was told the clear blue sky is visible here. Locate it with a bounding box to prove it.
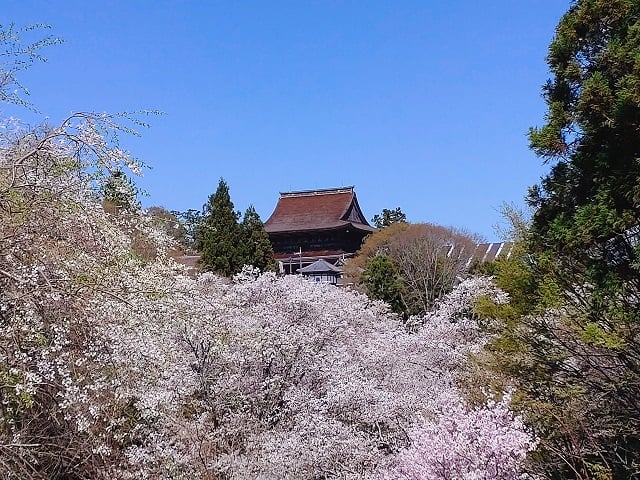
[4,1,569,240]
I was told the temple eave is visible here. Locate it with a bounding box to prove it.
[266,222,375,235]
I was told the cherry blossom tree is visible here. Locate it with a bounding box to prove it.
[1,149,538,479]
[0,37,159,474]
[0,111,158,477]
[0,24,537,480]
[380,392,537,480]
[95,269,535,479]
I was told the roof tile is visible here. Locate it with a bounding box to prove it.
[265,186,374,233]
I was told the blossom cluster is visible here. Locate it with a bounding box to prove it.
[1,112,536,479]
[96,267,536,479]
[381,391,537,480]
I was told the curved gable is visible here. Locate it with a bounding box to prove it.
[341,193,369,225]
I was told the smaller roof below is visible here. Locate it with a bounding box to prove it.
[299,259,342,274]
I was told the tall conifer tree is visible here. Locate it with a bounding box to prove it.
[240,205,276,272]
[198,178,244,275]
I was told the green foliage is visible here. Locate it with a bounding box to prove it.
[580,322,626,349]
[348,222,478,317]
[528,0,640,263]
[361,255,406,317]
[102,170,140,212]
[483,2,640,477]
[175,181,277,275]
[371,207,407,228]
[240,205,276,272]
[171,208,203,249]
[198,178,245,276]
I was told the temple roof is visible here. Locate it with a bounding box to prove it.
[264,186,375,234]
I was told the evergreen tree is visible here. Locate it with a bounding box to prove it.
[485,2,640,478]
[240,205,276,272]
[198,178,244,276]
[360,254,406,318]
[171,209,204,250]
[528,0,640,271]
[371,207,407,229]
[102,170,140,212]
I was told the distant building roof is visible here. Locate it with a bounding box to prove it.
[299,258,342,274]
[265,186,375,234]
[467,242,515,267]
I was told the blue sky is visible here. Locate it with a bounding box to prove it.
[4,1,569,240]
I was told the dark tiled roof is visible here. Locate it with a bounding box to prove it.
[265,186,375,234]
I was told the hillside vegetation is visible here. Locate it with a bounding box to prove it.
[3,1,640,476]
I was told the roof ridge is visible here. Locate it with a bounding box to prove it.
[280,186,354,198]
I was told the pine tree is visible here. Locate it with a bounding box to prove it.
[371,207,407,229]
[198,178,244,276]
[240,205,276,272]
[528,0,640,273]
